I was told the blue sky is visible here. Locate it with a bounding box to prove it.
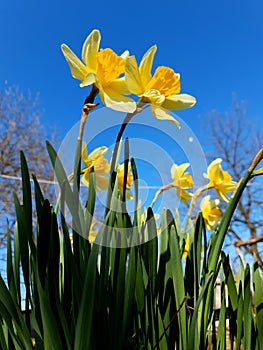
[1,0,263,143]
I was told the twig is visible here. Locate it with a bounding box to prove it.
[153,296,188,348]
[233,234,263,247]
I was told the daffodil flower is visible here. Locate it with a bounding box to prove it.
[87,220,99,244]
[200,195,222,230]
[171,163,193,203]
[81,142,110,190]
[204,158,237,202]
[182,234,190,259]
[125,46,196,128]
[69,220,98,245]
[61,29,136,113]
[117,163,133,199]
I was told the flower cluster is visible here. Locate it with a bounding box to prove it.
[169,158,237,230]
[62,30,237,232]
[81,142,133,199]
[61,29,196,128]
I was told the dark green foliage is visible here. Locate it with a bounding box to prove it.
[0,146,262,349]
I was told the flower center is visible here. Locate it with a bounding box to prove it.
[96,48,125,86]
[145,66,181,96]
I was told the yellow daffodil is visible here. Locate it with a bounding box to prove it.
[200,195,222,230]
[182,234,190,259]
[61,29,136,113]
[204,158,237,202]
[88,220,99,244]
[171,163,193,203]
[69,220,98,245]
[81,142,110,190]
[125,46,196,128]
[117,163,133,199]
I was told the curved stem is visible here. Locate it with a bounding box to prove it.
[187,185,210,219]
[150,182,174,208]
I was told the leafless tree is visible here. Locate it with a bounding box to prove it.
[0,84,58,245]
[204,97,263,267]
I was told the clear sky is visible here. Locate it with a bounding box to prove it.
[1,0,263,142]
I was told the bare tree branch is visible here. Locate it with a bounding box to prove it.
[0,84,59,244]
[203,97,263,266]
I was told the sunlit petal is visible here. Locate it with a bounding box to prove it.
[200,195,222,230]
[89,146,108,161]
[82,29,101,70]
[139,45,157,86]
[61,44,88,80]
[101,86,137,113]
[125,56,145,95]
[80,72,96,87]
[81,141,89,164]
[143,89,165,105]
[151,105,181,128]
[109,77,130,95]
[176,187,193,203]
[96,175,109,190]
[162,94,196,110]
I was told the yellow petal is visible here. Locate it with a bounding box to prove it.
[81,141,89,163]
[176,187,193,203]
[89,146,108,161]
[182,234,190,259]
[162,93,196,110]
[80,72,96,87]
[81,170,91,186]
[125,56,145,95]
[151,105,181,128]
[94,157,110,175]
[61,44,88,80]
[96,175,109,190]
[125,191,133,200]
[81,29,101,70]
[171,163,190,179]
[206,158,223,183]
[101,86,137,113]
[108,77,130,95]
[143,89,165,106]
[139,45,157,87]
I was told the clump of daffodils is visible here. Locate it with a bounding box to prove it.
[80,142,133,199]
[61,29,196,128]
[151,158,237,231]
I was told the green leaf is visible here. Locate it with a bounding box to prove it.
[122,247,136,339]
[236,282,244,349]
[74,243,100,349]
[244,264,252,350]
[169,221,187,350]
[35,274,64,350]
[0,275,33,349]
[222,253,238,310]
[208,168,253,273]
[188,272,214,350]
[217,281,226,350]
